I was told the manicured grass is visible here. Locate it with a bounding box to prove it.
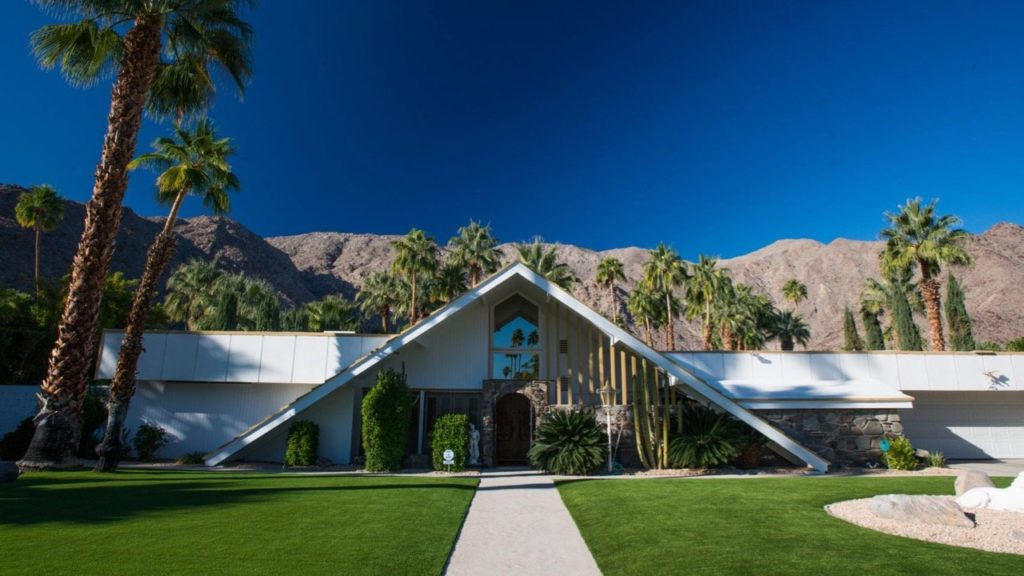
[0,470,477,576]
[558,476,1019,576]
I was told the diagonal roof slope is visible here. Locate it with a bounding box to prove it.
[206,262,829,471]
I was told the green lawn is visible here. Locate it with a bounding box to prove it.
[0,470,477,576]
[558,476,1019,576]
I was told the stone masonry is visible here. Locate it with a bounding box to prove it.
[758,409,903,467]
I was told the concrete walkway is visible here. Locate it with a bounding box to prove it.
[948,459,1024,477]
[444,469,602,576]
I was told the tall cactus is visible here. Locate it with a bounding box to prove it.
[631,359,673,469]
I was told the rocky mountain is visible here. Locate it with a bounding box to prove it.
[3,183,1022,349]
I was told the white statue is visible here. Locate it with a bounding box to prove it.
[468,423,481,466]
[956,471,1024,513]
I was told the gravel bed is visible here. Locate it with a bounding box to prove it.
[826,496,1024,556]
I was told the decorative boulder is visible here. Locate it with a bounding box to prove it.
[956,472,1024,513]
[955,470,995,496]
[0,461,20,482]
[869,494,975,528]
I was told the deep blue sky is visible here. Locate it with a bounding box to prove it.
[2,1,1023,258]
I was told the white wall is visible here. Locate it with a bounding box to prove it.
[97,332,391,385]
[127,381,316,458]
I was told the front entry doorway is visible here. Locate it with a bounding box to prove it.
[495,393,532,465]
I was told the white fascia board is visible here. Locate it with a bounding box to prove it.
[742,401,915,410]
[205,265,528,466]
[515,266,831,472]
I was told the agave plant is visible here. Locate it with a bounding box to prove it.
[527,410,607,475]
[669,403,741,468]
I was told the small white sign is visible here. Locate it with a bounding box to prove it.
[442,449,455,466]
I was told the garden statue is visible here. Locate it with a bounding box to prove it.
[468,423,480,465]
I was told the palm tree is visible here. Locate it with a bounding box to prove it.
[357,272,401,333]
[880,198,972,351]
[96,121,239,471]
[391,228,439,323]
[767,310,810,351]
[448,220,502,287]
[164,260,224,330]
[643,243,689,350]
[861,269,924,351]
[782,279,807,310]
[627,283,663,347]
[21,1,253,470]
[15,184,65,290]
[517,237,577,290]
[595,257,625,323]
[305,295,360,332]
[686,255,727,350]
[432,261,468,305]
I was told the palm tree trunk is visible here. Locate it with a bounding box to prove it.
[410,275,417,323]
[380,306,390,333]
[703,300,712,350]
[471,265,479,288]
[722,324,735,351]
[19,16,163,471]
[919,262,945,351]
[96,191,184,472]
[609,283,617,323]
[665,293,674,350]
[34,225,41,291]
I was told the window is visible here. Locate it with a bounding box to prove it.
[491,294,541,379]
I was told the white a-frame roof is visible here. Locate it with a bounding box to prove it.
[205,262,830,471]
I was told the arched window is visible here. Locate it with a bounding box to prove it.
[491,294,541,379]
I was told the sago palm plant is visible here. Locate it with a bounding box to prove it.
[527,410,607,475]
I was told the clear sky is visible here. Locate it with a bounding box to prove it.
[2,1,1022,259]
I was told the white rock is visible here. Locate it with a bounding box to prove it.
[956,472,1024,513]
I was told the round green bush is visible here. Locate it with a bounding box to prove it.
[431,413,469,471]
[669,403,741,469]
[133,421,169,462]
[881,436,918,470]
[361,368,413,472]
[527,410,606,475]
[284,420,319,467]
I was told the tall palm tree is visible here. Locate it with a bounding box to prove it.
[391,228,439,323]
[517,237,577,290]
[15,184,65,290]
[448,220,502,287]
[432,261,468,305]
[627,283,663,347]
[686,255,727,350]
[595,257,625,323]
[357,271,401,333]
[643,243,689,350]
[782,279,807,310]
[880,198,972,351]
[164,259,224,330]
[21,0,253,470]
[767,310,810,351]
[97,121,239,471]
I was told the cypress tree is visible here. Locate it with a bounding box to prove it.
[213,291,239,331]
[842,307,864,351]
[891,288,922,351]
[254,296,281,331]
[862,310,885,350]
[944,273,975,351]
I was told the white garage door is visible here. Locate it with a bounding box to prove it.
[899,391,1024,459]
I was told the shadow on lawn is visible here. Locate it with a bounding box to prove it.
[0,472,476,527]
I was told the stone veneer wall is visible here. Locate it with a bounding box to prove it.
[757,409,903,467]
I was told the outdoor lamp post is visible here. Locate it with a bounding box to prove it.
[599,382,615,473]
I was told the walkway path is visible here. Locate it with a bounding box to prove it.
[444,469,602,576]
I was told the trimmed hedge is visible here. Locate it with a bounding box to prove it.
[284,420,320,466]
[431,413,469,471]
[361,368,413,472]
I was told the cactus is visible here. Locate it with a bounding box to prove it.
[631,359,672,469]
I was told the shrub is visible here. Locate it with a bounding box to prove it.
[78,385,108,459]
[527,410,606,475]
[669,404,741,469]
[431,413,469,471]
[284,420,320,467]
[132,422,169,461]
[0,417,34,461]
[361,368,413,472]
[881,436,918,471]
[175,451,206,465]
[732,425,767,470]
[926,450,946,468]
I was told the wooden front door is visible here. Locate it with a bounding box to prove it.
[495,393,532,465]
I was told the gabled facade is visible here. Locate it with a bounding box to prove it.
[96,263,1024,470]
